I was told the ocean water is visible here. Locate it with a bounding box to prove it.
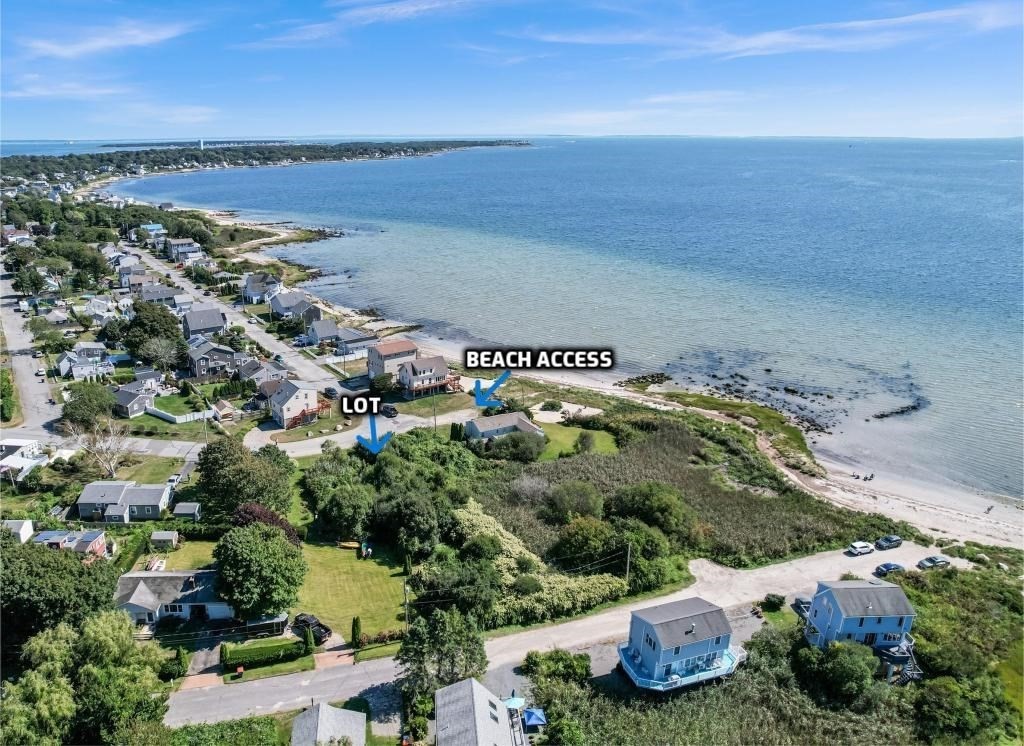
[114,137,1023,498]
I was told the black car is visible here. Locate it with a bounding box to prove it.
[875,535,902,550]
[292,613,332,645]
[381,404,399,418]
[324,387,340,400]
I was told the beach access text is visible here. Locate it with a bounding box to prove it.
[465,348,615,370]
[340,396,383,415]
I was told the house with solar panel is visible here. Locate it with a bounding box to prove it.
[802,578,920,683]
[618,597,746,691]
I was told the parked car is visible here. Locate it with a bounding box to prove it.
[381,403,399,418]
[847,541,874,556]
[323,387,339,400]
[917,555,950,570]
[875,535,903,550]
[248,318,257,324]
[875,562,905,577]
[273,353,285,362]
[32,350,43,358]
[34,368,46,377]
[292,613,332,645]
[203,290,212,296]
[166,475,180,486]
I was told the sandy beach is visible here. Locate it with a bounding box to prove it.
[104,178,1022,551]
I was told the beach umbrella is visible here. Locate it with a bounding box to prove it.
[523,708,547,727]
[503,689,526,710]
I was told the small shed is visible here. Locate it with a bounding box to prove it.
[172,502,201,522]
[151,530,179,549]
[213,399,236,422]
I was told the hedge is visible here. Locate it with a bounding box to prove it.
[220,638,305,667]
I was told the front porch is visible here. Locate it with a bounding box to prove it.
[618,643,746,692]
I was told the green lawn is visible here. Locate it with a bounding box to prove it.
[394,392,474,418]
[293,543,406,645]
[223,654,314,684]
[539,422,618,461]
[998,637,1023,714]
[134,540,217,571]
[151,394,197,416]
[117,456,183,484]
[287,468,314,530]
[271,413,362,444]
[762,606,799,629]
[124,414,214,441]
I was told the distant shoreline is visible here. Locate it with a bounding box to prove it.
[106,156,1022,549]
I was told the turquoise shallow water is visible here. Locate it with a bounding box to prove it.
[114,137,1023,498]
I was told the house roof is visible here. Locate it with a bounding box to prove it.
[115,570,225,610]
[183,308,226,331]
[817,580,916,618]
[244,272,280,293]
[401,355,447,376]
[271,291,305,310]
[434,678,512,746]
[336,326,377,343]
[467,412,537,433]
[151,531,178,541]
[632,597,732,647]
[270,379,318,406]
[3,519,32,533]
[78,480,132,505]
[74,341,106,353]
[373,339,418,357]
[72,530,105,552]
[187,341,236,361]
[309,319,339,338]
[166,238,198,246]
[172,502,201,515]
[135,368,163,381]
[213,399,235,413]
[139,284,178,301]
[258,379,285,399]
[113,387,151,406]
[291,703,366,746]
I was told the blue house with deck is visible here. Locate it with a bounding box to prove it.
[802,579,920,683]
[618,597,745,691]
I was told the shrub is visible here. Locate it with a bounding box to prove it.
[541,481,603,524]
[220,638,305,667]
[761,593,786,612]
[159,647,189,681]
[488,432,545,463]
[522,649,591,684]
[513,575,543,595]
[408,715,428,741]
[540,400,562,412]
[302,625,315,654]
[351,617,362,649]
[574,431,596,454]
[461,533,502,561]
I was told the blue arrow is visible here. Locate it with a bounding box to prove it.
[474,370,512,408]
[356,413,393,454]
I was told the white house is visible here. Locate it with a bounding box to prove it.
[115,570,235,625]
[2,519,34,544]
[397,355,451,398]
[0,439,48,482]
[434,678,513,746]
[243,272,284,303]
[465,412,544,441]
[269,380,324,429]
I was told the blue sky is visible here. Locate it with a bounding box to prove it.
[2,0,1021,139]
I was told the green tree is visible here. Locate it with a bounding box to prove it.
[62,381,116,428]
[550,516,615,566]
[14,266,46,296]
[319,482,375,539]
[488,432,545,463]
[302,625,315,655]
[138,336,182,371]
[351,616,362,649]
[606,482,697,545]
[542,481,603,524]
[574,430,596,454]
[197,438,292,517]
[397,608,487,699]
[214,524,308,618]
[0,668,77,745]
[0,532,118,660]
[915,674,1017,744]
[369,373,398,395]
[100,317,128,345]
[123,301,186,359]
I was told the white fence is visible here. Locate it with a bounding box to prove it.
[324,349,368,364]
[145,407,214,424]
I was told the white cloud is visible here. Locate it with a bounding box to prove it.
[638,90,746,105]
[91,103,220,126]
[518,1,1022,59]
[4,80,129,99]
[24,20,193,59]
[251,0,490,47]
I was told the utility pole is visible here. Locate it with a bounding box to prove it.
[403,583,410,631]
[625,542,632,587]
[432,393,437,433]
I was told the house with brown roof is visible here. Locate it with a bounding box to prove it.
[367,339,418,379]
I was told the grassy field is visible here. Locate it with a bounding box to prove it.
[151,394,197,416]
[293,543,406,645]
[134,540,217,571]
[211,224,275,250]
[761,606,800,629]
[539,422,618,461]
[656,391,821,475]
[287,467,315,530]
[223,654,314,684]
[271,414,362,444]
[394,392,474,418]
[117,456,183,484]
[998,637,1023,714]
[123,414,213,441]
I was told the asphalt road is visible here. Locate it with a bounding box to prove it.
[165,541,963,726]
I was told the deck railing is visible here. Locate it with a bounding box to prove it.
[618,644,745,691]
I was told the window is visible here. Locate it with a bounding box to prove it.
[897,617,904,627]
[490,713,499,724]
[489,701,497,711]
[163,604,183,613]
[812,609,817,618]
[858,617,865,627]
[876,617,882,624]
[673,646,680,655]
[714,636,721,645]
[644,633,656,651]
[145,506,152,515]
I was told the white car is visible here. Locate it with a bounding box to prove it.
[847,541,875,556]
[35,368,47,377]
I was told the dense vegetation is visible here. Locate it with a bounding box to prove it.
[0,140,521,180]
